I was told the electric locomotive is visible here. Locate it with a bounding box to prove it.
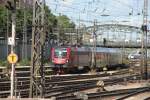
[51,46,125,73]
[51,47,70,66]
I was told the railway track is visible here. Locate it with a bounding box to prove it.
[116,87,150,100]
[0,66,149,99]
[56,86,150,100]
[1,74,142,98]
[46,75,132,90]
[144,97,150,100]
[44,74,143,98]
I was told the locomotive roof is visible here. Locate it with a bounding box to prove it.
[53,46,120,53]
[75,47,120,53]
[96,47,120,53]
[75,47,91,52]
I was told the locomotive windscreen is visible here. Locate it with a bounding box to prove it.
[54,48,67,58]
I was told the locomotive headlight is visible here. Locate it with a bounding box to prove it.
[66,60,68,63]
[52,59,54,62]
[130,56,134,59]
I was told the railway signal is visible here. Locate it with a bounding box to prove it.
[5,0,18,98]
[5,1,14,10]
[7,53,18,64]
[103,38,106,46]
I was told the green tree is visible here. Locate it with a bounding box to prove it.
[45,6,57,29]
[57,15,75,28]
[56,15,76,44]
[0,6,7,37]
[16,7,32,39]
[0,4,76,42]
[0,5,33,39]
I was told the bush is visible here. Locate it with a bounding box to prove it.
[18,59,30,66]
[0,60,9,67]
[41,58,51,66]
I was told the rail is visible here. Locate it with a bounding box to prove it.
[0,67,149,98]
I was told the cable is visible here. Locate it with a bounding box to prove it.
[49,2,134,19]
[48,0,139,19]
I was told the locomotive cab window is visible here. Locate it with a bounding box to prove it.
[54,48,67,58]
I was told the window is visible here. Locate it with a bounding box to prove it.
[54,48,67,58]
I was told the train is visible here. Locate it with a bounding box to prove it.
[51,46,127,73]
[128,49,150,60]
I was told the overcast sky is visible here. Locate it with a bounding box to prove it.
[46,0,150,27]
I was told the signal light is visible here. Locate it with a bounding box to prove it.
[141,25,147,32]
[5,1,14,10]
[5,0,20,10]
[103,38,106,46]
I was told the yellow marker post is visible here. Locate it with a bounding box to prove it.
[7,53,18,98]
[7,53,18,64]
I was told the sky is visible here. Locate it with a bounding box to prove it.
[46,0,150,27]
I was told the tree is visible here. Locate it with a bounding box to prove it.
[0,4,76,42]
[56,15,76,44]
[0,6,8,37]
[45,6,57,29]
[57,15,75,28]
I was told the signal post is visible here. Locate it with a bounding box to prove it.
[5,0,17,98]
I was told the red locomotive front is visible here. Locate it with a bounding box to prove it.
[51,47,71,65]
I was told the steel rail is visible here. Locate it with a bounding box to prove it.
[56,87,150,100]
[0,66,148,98]
[44,74,141,98]
[116,87,150,100]
[144,96,150,100]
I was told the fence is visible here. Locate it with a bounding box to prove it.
[0,39,53,61]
